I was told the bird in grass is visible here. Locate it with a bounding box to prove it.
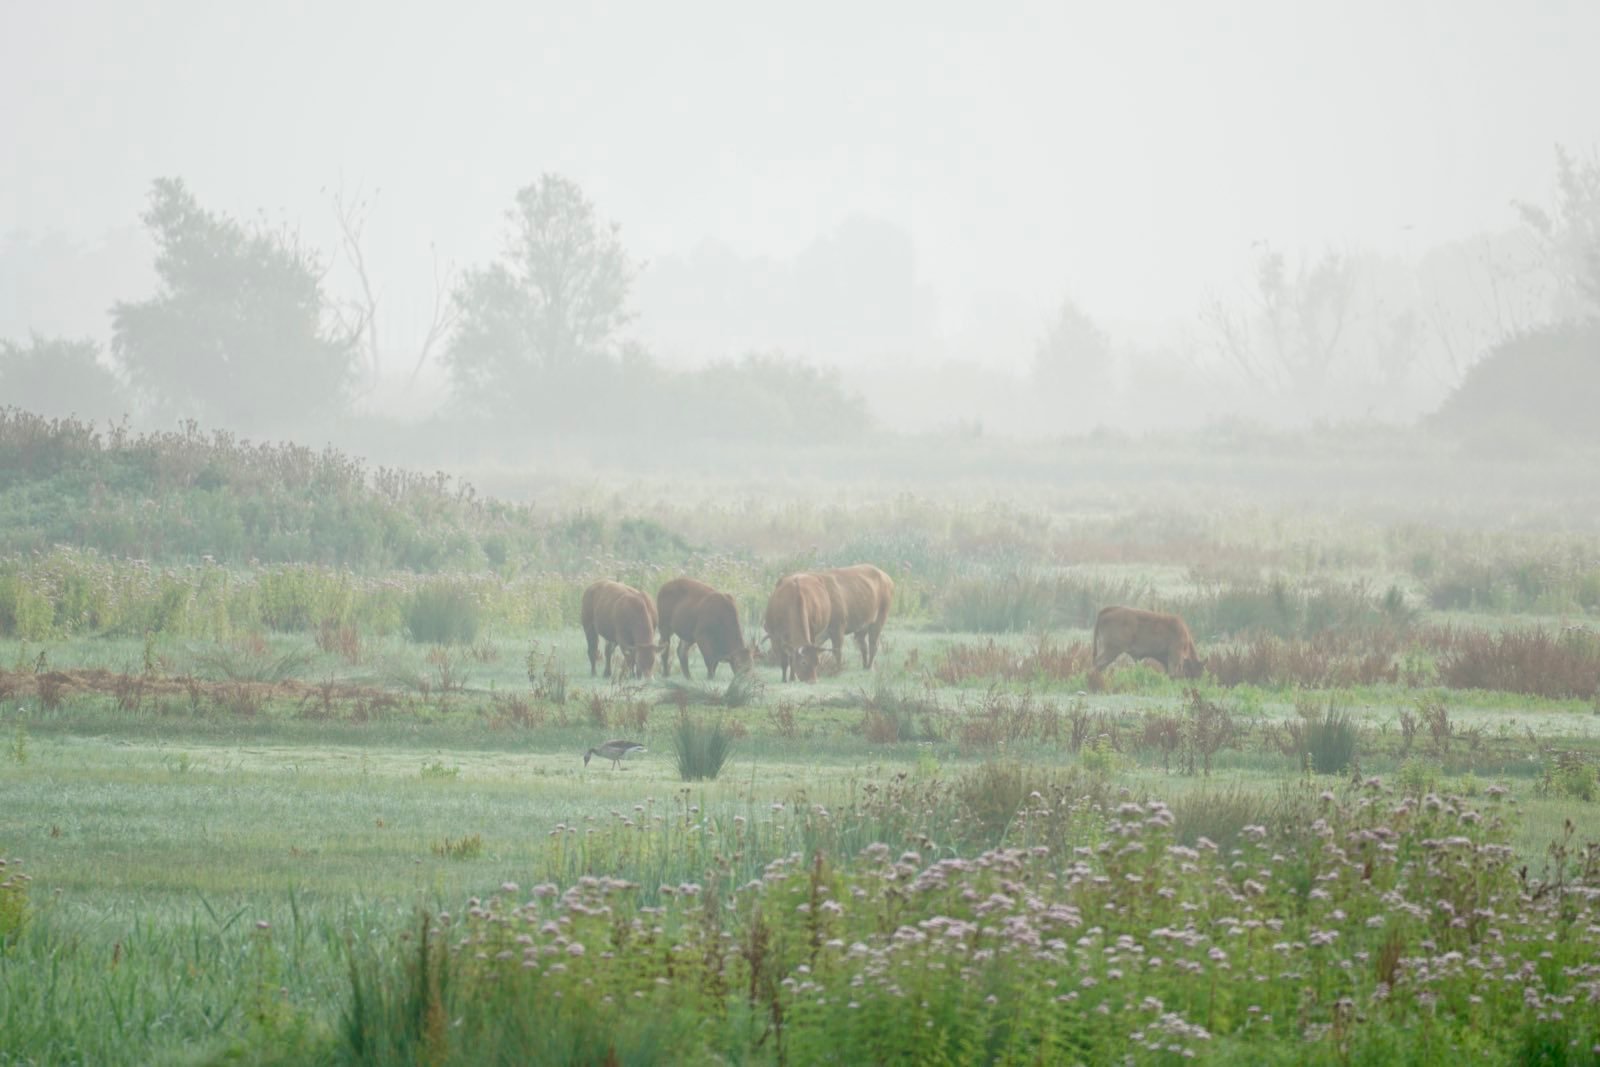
[583,739,646,770]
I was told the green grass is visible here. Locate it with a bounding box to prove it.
[5,415,1600,1062]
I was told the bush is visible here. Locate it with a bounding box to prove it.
[406,582,483,645]
[672,713,734,781]
[1303,701,1360,775]
[1436,626,1600,700]
[1539,752,1598,802]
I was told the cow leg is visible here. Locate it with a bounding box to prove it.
[679,641,694,678]
[705,652,718,679]
[865,624,883,668]
[585,627,600,676]
[659,635,672,677]
[603,640,617,679]
[853,632,869,669]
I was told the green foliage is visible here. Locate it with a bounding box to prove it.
[430,834,483,860]
[336,780,1594,1066]
[404,582,482,645]
[111,178,358,431]
[419,760,460,781]
[0,338,128,423]
[1538,752,1598,802]
[1271,698,1362,774]
[672,712,733,781]
[445,173,637,420]
[189,636,313,683]
[0,857,30,943]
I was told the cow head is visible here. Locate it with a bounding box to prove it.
[1179,652,1205,679]
[623,642,663,679]
[793,643,824,683]
[728,639,755,675]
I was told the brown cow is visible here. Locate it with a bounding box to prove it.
[762,573,843,683]
[818,564,894,669]
[656,577,755,679]
[580,580,661,679]
[1092,605,1204,678]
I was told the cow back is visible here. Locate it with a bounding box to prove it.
[821,564,893,633]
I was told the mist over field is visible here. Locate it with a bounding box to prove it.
[7,6,1600,1066]
[3,1,1598,457]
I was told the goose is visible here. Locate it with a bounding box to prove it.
[583,739,646,770]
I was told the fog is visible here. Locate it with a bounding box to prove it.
[3,0,1598,443]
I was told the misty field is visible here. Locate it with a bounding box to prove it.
[4,417,1600,1065]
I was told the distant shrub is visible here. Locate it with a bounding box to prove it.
[189,636,313,683]
[406,582,482,645]
[673,713,734,781]
[1436,627,1600,700]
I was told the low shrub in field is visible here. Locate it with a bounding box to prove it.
[189,635,313,683]
[672,712,734,781]
[1180,687,1238,776]
[347,780,1600,1065]
[1203,633,1399,689]
[405,582,482,645]
[0,857,29,942]
[1538,751,1599,802]
[935,635,1092,685]
[1435,626,1600,700]
[1267,698,1362,775]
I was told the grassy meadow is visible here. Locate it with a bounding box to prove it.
[3,412,1600,1064]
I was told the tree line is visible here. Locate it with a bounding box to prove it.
[0,174,868,443]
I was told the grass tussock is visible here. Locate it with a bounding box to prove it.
[672,712,734,781]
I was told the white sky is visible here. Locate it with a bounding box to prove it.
[4,0,1598,362]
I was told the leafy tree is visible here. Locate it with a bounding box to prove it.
[112,178,358,432]
[0,335,128,422]
[445,174,637,418]
[1514,145,1600,320]
[1032,296,1113,394]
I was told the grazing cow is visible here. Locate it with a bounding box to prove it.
[656,577,755,679]
[818,564,894,669]
[762,573,843,683]
[1092,605,1204,679]
[580,580,661,679]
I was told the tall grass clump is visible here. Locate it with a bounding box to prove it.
[1303,700,1360,774]
[672,712,734,781]
[405,582,483,645]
